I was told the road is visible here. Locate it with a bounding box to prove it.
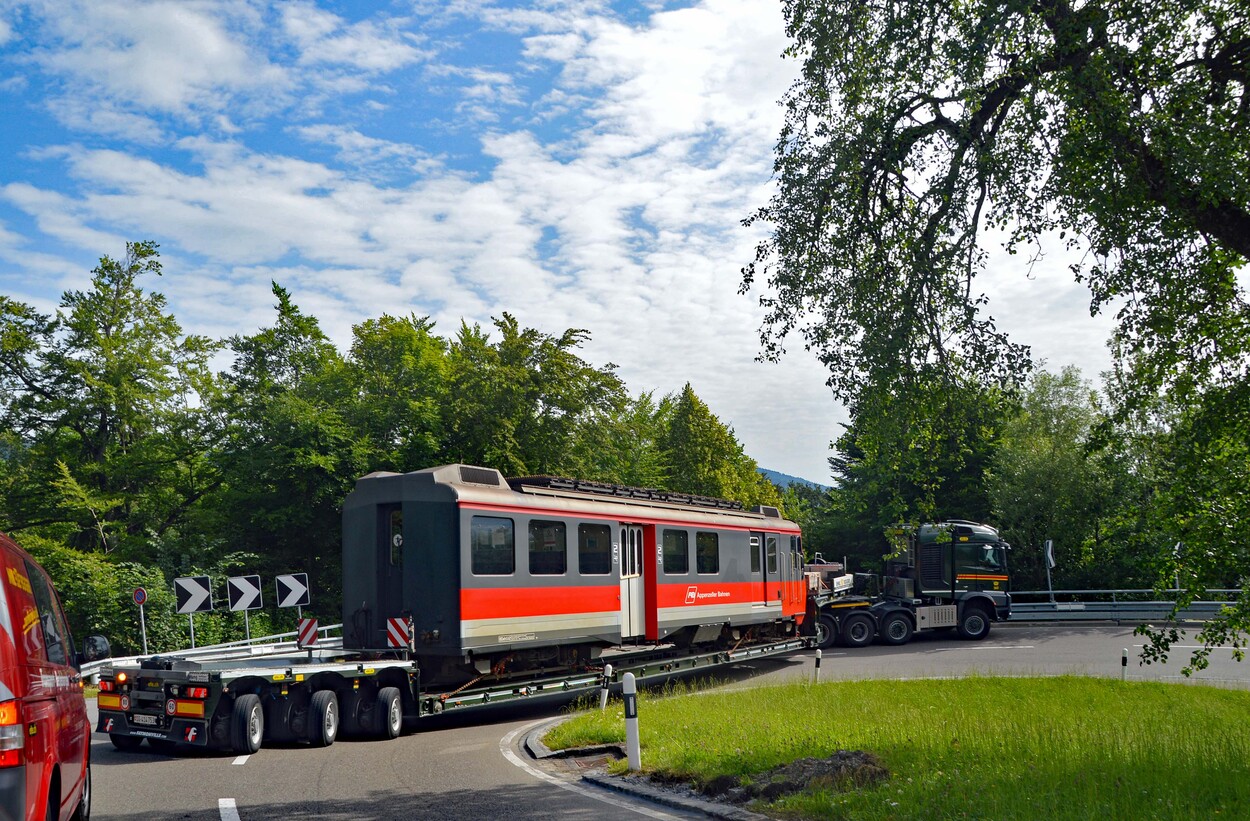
[89,624,1249,820]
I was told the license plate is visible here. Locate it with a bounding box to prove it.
[131,714,159,726]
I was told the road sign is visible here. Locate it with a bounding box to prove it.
[275,573,311,608]
[227,575,263,612]
[386,617,410,649]
[175,576,213,614]
[133,587,147,606]
[297,617,319,648]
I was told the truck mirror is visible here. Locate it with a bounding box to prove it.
[83,635,111,663]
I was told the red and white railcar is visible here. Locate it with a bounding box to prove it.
[342,464,806,685]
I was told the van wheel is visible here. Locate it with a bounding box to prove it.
[70,760,91,821]
[880,612,914,645]
[841,613,875,648]
[957,605,992,640]
[109,734,143,752]
[231,694,264,754]
[308,691,339,747]
[373,687,403,740]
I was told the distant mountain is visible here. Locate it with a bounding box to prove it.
[758,468,829,491]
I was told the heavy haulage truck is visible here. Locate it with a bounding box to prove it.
[804,520,1012,650]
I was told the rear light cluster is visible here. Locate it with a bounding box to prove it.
[172,685,209,699]
[0,700,22,768]
[98,679,115,692]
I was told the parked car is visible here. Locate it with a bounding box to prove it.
[0,531,110,821]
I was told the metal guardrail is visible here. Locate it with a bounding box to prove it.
[1009,589,1240,623]
[81,622,344,681]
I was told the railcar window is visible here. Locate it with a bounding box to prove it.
[662,529,689,574]
[750,535,761,573]
[529,519,567,575]
[696,532,719,574]
[766,535,778,574]
[471,516,515,575]
[388,507,403,567]
[578,524,612,575]
[791,535,802,569]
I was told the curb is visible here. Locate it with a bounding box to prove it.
[520,716,770,820]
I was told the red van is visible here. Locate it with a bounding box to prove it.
[0,532,109,821]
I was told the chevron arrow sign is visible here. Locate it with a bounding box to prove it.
[275,573,311,608]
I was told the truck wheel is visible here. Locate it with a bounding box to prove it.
[373,687,403,739]
[109,734,143,752]
[308,690,339,747]
[812,614,839,650]
[231,694,264,754]
[841,613,875,648]
[880,612,913,645]
[957,605,992,640]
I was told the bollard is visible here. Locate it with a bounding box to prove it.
[623,672,641,771]
[813,649,822,684]
[599,663,613,711]
[1122,648,1128,681]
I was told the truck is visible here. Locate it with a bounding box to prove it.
[804,520,1012,650]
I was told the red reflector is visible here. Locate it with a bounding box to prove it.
[184,686,209,699]
[99,680,115,692]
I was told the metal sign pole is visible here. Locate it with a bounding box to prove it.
[189,614,196,649]
[245,610,252,643]
[139,604,148,655]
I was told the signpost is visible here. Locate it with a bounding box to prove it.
[175,576,213,648]
[227,575,263,642]
[133,587,148,654]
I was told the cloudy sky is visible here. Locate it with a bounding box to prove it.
[0,0,1115,483]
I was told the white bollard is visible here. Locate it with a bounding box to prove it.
[623,672,641,771]
[1122,648,1128,681]
[599,663,614,711]
[814,649,822,684]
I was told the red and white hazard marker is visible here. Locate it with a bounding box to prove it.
[296,617,319,648]
[386,617,410,649]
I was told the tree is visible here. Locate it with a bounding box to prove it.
[748,0,1250,666]
[0,241,220,556]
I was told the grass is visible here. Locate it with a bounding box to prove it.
[544,676,1250,819]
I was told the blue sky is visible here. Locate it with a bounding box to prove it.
[0,0,1115,483]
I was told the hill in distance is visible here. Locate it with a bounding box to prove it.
[759,468,829,491]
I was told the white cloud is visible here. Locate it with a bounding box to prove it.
[280,2,427,72]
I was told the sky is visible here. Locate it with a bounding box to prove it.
[0,0,1117,484]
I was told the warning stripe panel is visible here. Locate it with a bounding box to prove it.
[956,574,1009,581]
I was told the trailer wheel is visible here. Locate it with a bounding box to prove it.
[308,690,339,747]
[957,605,992,640]
[373,687,403,739]
[880,612,913,645]
[231,694,264,754]
[109,734,143,752]
[812,613,839,650]
[841,613,875,648]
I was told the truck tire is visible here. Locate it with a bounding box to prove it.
[308,690,339,747]
[841,613,875,648]
[813,613,839,650]
[373,687,403,739]
[109,734,143,752]
[957,604,992,640]
[880,612,913,645]
[231,694,264,754]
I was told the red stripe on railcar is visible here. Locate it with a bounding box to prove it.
[460,585,619,620]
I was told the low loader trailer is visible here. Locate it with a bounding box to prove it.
[95,636,810,754]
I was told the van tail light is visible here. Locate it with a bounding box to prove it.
[0,700,23,768]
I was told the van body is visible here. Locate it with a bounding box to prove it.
[0,532,97,821]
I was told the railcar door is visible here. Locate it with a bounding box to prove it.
[376,503,405,646]
[750,532,768,606]
[620,524,645,639]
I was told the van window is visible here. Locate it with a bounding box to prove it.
[24,560,70,666]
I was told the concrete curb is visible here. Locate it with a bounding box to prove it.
[521,716,769,820]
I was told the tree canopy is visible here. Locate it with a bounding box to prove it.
[750,0,1249,669]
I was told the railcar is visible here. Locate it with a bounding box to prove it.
[341,464,806,686]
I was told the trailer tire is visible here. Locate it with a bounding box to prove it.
[308,690,339,747]
[109,734,143,752]
[957,604,992,641]
[231,694,264,754]
[880,612,913,645]
[841,613,875,648]
[373,687,403,740]
[812,613,839,650]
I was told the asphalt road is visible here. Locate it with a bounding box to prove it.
[89,624,1250,820]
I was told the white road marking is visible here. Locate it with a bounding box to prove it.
[500,719,679,819]
[963,645,1035,650]
[219,798,241,821]
[231,755,250,765]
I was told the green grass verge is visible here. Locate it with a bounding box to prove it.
[545,676,1250,819]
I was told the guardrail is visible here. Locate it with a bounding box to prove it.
[1009,589,1240,623]
[82,622,344,681]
